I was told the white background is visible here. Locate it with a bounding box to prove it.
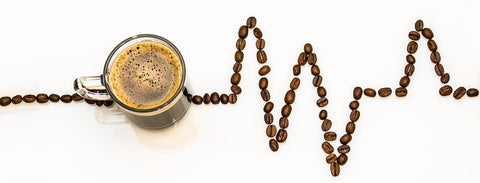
[0,0,479,182]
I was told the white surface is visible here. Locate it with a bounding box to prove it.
[1,0,480,182]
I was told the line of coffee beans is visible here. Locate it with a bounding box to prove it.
[0,93,113,107]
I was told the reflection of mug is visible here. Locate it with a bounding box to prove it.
[74,34,191,129]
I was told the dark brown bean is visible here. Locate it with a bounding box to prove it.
[95,100,104,106]
[346,122,356,134]
[203,93,211,104]
[259,77,268,89]
[408,31,420,40]
[279,117,289,128]
[211,92,220,104]
[427,39,437,51]
[238,25,248,39]
[269,139,279,152]
[405,64,415,76]
[321,119,332,131]
[284,90,295,104]
[353,87,362,100]
[261,89,270,101]
[338,145,351,154]
[364,88,376,97]
[406,54,416,64]
[192,95,203,104]
[60,95,72,103]
[71,93,83,101]
[293,64,301,76]
[246,16,257,28]
[23,94,36,103]
[330,162,340,176]
[395,87,408,97]
[337,154,348,165]
[235,51,244,62]
[281,104,292,117]
[257,50,267,64]
[317,86,326,97]
[430,51,441,63]
[264,113,273,124]
[311,65,320,75]
[324,131,337,141]
[231,85,242,94]
[313,75,323,87]
[104,100,114,107]
[231,73,241,85]
[85,99,96,104]
[340,134,352,145]
[415,20,424,31]
[407,41,418,54]
[253,28,263,38]
[263,102,274,113]
[319,110,328,120]
[266,125,277,137]
[453,87,466,99]
[434,64,444,76]
[36,93,49,103]
[256,39,265,50]
[297,53,307,66]
[322,141,334,154]
[228,94,237,104]
[276,129,288,142]
[326,154,337,164]
[258,65,270,76]
[307,53,317,65]
[12,95,22,104]
[439,85,453,96]
[378,87,392,97]
[422,28,434,39]
[440,73,450,84]
[467,88,479,97]
[220,94,228,104]
[349,100,359,110]
[350,110,360,122]
[399,76,410,87]
[304,43,313,54]
[290,77,300,90]
[316,97,329,107]
[236,38,246,50]
[0,96,12,106]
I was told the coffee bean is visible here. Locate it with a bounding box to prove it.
[317,86,327,97]
[263,102,274,113]
[326,154,337,164]
[330,162,340,176]
[378,87,392,97]
[85,99,96,104]
[311,65,320,75]
[220,94,228,104]
[298,52,307,66]
[322,141,334,154]
[228,94,237,104]
[430,51,441,63]
[415,20,424,31]
[236,38,246,50]
[36,93,49,103]
[187,94,192,102]
[211,92,220,104]
[246,16,257,28]
[96,100,104,106]
[203,93,211,104]
[322,119,332,131]
[395,87,408,97]
[422,28,434,39]
[284,90,295,104]
[319,110,328,120]
[293,64,301,76]
[266,125,277,137]
[259,77,268,89]
[235,51,244,62]
[261,89,270,101]
[23,94,36,103]
[71,93,83,101]
[304,43,313,54]
[307,53,317,65]
[324,131,337,141]
[405,64,415,76]
[279,117,289,128]
[231,85,242,94]
[0,96,11,106]
[256,39,265,50]
[313,75,323,87]
[440,73,450,84]
[407,41,418,54]
[399,76,410,87]
[346,122,356,134]
[276,129,288,142]
[467,88,479,97]
[60,95,72,103]
[340,134,352,145]
[12,95,22,104]
[104,100,114,107]
[353,87,362,100]
[408,31,420,40]
[338,145,351,154]
[364,88,376,97]
[231,73,241,85]
[258,65,270,76]
[350,110,360,122]
[257,50,267,63]
[269,139,279,152]
[281,104,292,117]
[337,154,348,165]
[406,54,416,64]
[253,28,263,38]
[238,25,248,39]
[439,85,453,96]
[264,113,273,124]
[434,64,444,76]
[316,97,329,107]
[453,87,466,99]
[349,100,359,110]
[290,77,300,90]
[427,39,437,51]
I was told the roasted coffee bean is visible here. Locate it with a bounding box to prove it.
[311,65,320,75]
[434,64,444,76]
[235,38,246,50]
[467,88,479,97]
[187,94,192,102]
[330,162,340,176]
[228,94,237,104]
[246,16,257,28]
[399,76,410,87]
[317,86,326,97]
[415,19,424,31]
[453,87,466,99]
[203,93,211,104]
[290,78,300,90]
[439,85,453,96]
[406,54,416,64]
[231,85,242,94]
[430,51,441,63]
[85,99,96,104]
[279,117,289,128]
[346,122,356,134]
[427,39,437,51]
[313,75,323,87]
[281,104,292,117]
[238,25,248,39]
[322,141,334,154]
[307,53,317,65]
[60,95,72,103]
[338,145,351,154]
[104,100,114,107]
[350,110,360,122]
[234,51,244,62]
[440,73,450,84]
[408,31,420,40]
[349,100,359,110]
[256,39,265,50]
[340,134,352,145]
[353,87,362,100]
[378,87,392,97]
[0,96,11,106]
[407,41,418,54]
[284,90,295,104]
[304,43,313,54]
[316,97,328,107]
[264,113,273,124]
[23,94,36,103]
[322,119,332,131]
[422,28,434,39]
[220,94,228,104]
[261,89,270,101]
[12,95,22,104]
[337,154,348,165]
[298,52,307,66]
[211,92,220,104]
[231,73,241,85]
[263,102,274,113]
[405,64,415,76]
[259,77,268,89]
[95,100,104,106]
[276,129,288,142]
[269,139,279,152]
[326,154,337,164]
[257,50,267,63]
[71,93,83,101]
[266,125,277,137]
[324,131,337,141]
[293,64,301,76]
[258,65,270,76]
[364,88,376,97]
[395,87,408,97]
[319,110,328,120]
[36,93,49,103]
[253,27,263,38]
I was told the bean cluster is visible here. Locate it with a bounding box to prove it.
[0,93,113,107]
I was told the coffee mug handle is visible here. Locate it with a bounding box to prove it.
[74,75,112,100]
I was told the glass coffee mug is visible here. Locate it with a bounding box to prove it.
[74,34,191,129]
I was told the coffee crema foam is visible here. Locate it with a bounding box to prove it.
[108,40,182,110]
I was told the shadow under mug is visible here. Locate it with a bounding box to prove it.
[74,34,191,129]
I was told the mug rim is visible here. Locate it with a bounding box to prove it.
[102,34,187,113]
